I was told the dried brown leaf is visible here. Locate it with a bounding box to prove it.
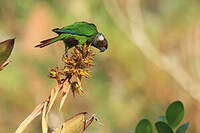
[84,116,95,130]
[0,38,15,71]
[48,85,61,113]
[59,81,70,111]
[15,102,45,133]
[52,112,97,133]
[42,101,48,133]
[53,112,87,133]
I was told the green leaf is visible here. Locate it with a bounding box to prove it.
[0,38,15,70]
[166,101,184,128]
[155,121,174,133]
[135,119,152,133]
[176,122,189,133]
[157,116,167,123]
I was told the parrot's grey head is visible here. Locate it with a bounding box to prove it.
[92,33,108,52]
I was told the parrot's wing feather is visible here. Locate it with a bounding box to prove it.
[53,22,97,37]
[52,28,90,37]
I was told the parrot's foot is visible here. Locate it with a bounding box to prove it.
[64,51,68,57]
[62,51,68,61]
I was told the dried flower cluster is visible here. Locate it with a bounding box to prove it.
[15,44,97,133]
[49,44,95,95]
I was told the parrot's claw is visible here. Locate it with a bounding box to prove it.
[62,51,68,61]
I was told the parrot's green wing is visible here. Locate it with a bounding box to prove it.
[53,22,97,37]
[53,29,89,37]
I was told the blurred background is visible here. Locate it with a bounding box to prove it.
[0,0,200,132]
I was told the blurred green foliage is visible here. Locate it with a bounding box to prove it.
[166,101,184,129]
[136,101,188,133]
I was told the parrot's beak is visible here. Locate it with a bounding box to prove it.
[100,47,107,52]
[101,38,108,52]
[98,38,108,52]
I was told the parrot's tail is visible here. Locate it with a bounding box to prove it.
[35,36,60,48]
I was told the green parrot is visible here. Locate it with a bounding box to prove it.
[35,21,108,52]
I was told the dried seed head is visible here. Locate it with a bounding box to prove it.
[49,44,95,95]
[71,81,83,96]
[49,69,57,78]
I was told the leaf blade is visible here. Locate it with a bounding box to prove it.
[0,38,15,64]
[135,119,152,133]
[176,122,189,133]
[54,112,86,133]
[42,101,48,133]
[155,121,174,133]
[0,38,15,70]
[15,102,44,133]
[166,101,184,128]
[59,81,70,111]
[47,85,61,113]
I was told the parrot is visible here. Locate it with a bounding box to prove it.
[35,21,108,52]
